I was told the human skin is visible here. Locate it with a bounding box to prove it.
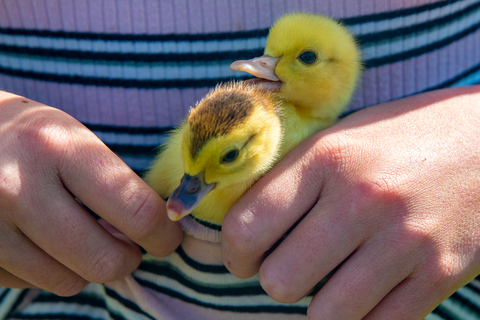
[0,90,183,296]
[222,85,480,319]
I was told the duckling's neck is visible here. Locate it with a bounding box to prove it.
[279,101,336,155]
[192,179,253,226]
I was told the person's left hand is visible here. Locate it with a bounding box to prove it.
[222,85,480,319]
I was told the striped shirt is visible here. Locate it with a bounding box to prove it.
[1,0,480,319]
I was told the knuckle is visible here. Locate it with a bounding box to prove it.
[19,115,71,162]
[82,245,128,283]
[311,134,354,172]
[258,266,294,303]
[49,275,88,297]
[222,213,259,259]
[120,190,163,242]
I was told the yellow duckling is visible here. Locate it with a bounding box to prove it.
[145,12,361,226]
[145,83,282,225]
[231,12,361,154]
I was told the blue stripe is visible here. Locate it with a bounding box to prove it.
[1,2,478,63]
[0,0,460,42]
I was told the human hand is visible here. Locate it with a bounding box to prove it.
[0,91,182,296]
[222,85,480,319]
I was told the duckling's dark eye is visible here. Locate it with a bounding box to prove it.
[298,51,317,65]
[221,149,239,163]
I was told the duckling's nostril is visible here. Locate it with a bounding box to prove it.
[186,177,200,194]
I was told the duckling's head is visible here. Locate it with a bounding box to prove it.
[231,12,361,121]
[167,82,282,221]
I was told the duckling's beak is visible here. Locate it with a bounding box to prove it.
[166,172,215,221]
[230,56,281,82]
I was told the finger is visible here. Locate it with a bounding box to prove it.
[222,134,327,278]
[0,268,36,289]
[16,184,142,284]
[257,195,364,303]
[55,124,183,256]
[306,237,416,320]
[0,224,88,296]
[364,270,463,320]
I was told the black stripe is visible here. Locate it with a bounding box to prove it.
[431,304,458,320]
[105,288,156,320]
[0,289,9,304]
[356,0,480,45]
[2,18,479,88]
[466,280,480,296]
[449,291,480,314]
[0,44,264,63]
[107,57,480,159]
[106,143,159,157]
[175,246,230,274]
[83,57,479,139]
[84,122,174,135]
[4,289,29,318]
[174,245,229,274]
[0,26,268,42]
[0,65,250,88]
[32,293,107,308]
[136,263,265,296]
[134,276,308,314]
[425,61,480,91]
[11,315,104,320]
[0,0,459,42]
[342,62,480,118]
[29,292,127,320]
[192,216,222,231]
[2,2,479,63]
[340,0,459,25]
[364,20,480,68]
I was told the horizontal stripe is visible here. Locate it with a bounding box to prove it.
[134,276,308,314]
[174,246,229,274]
[340,0,462,25]
[0,0,460,43]
[0,290,8,305]
[106,144,158,157]
[0,52,244,80]
[427,62,480,90]
[81,61,480,139]
[0,44,264,63]
[0,33,265,55]
[363,19,480,68]
[136,264,266,296]
[105,288,155,320]
[0,27,267,42]
[32,293,107,309]
[2,21,478,88]
[1,2,478,64]
[3,289,28,319]
[84,123,174,135]
[357,0,480,45]
[192,216,222,231]
[466,280,480,296]
[431,305,457,320]
[11,315,105,320]
[449,291,480,314]
[0,65,249,88]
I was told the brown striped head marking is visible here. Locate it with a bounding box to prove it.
[186,83,274,159]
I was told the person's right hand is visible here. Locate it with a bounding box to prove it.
[0,91,183,296]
